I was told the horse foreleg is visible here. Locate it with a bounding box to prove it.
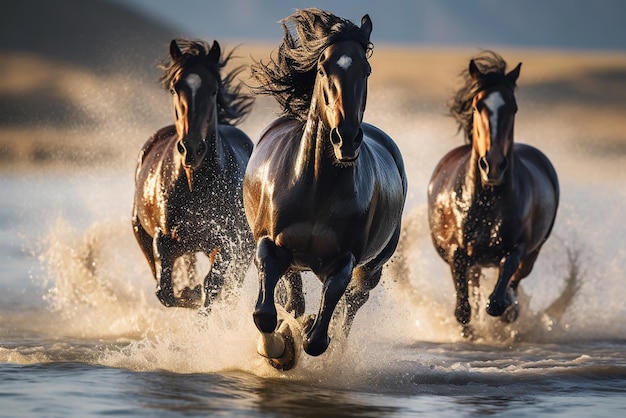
[253,237,292,333]
[253,238,294,367]
[487,245,524,317]
[153,228,180,307]
[303,254,355,357]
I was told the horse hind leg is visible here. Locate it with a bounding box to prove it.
[279,270,305,318]
[340,265,382,338]
[132,211,156,279]
[201,248,227,309]
[500,248,540,323]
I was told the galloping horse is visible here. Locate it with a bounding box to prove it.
[245,9,407,369]
[428,51,559,337]
[132,39,255,309]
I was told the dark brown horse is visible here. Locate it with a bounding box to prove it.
[132,39,255,309]
[428,51,559,338]
[244,9,407,369]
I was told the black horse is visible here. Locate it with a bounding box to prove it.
[132,39,255,309]
[244,9,407,369]
[428,51,559,337]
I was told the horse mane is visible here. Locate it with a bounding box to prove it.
[250,8,373,121]
[449,50,517,143]
[158,38,254,126]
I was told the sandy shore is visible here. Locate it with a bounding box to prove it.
[1,45,625,173]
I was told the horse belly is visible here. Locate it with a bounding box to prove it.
[275,222,342,273]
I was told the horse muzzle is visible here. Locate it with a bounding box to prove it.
[478,154,508,186]
[330,126,363,164]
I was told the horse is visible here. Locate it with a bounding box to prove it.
[132,39,255,309]
[427,51,559,338]
[244,8,407,370]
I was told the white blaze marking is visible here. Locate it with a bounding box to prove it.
[185,73,202,111]
[336,54,352,70]
[483,91,505,140]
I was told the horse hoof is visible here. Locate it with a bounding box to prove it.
[501,302,520,324]
[303,331,330,357]
[486,299,507,317]
[461,325,476,340]
[267,327,296,372]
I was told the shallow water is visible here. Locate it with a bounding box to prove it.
[2,105,626,416]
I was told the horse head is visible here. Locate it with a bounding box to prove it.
[168,39,221,191]
[315,15,372,164]
[469,60,521,186]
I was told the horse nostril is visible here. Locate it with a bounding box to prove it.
[354,128,363,147]
[330,127,342,145]
[479,156,489,173]
[177,141,186,155]
[499,157,508,172]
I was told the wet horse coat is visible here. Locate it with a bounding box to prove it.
[428,52,559,337]
[132,39,255,308]
[245,9,407,368]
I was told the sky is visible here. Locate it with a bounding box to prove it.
[112,0,626,51]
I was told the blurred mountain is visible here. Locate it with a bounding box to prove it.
[117,0,626,51]
[0,0,178,75]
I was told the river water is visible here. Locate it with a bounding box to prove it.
[1,104,626,416]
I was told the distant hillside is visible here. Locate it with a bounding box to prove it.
[0,0,179,75]
[118,0,626,51]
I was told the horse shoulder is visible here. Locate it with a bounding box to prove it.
[137,125,177,168]
[514,144,559,192]
[428,145,472,197]
[361,123,407,191]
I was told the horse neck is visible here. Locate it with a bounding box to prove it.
[294,96,338,183]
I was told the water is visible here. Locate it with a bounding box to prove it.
[2,109,626,416]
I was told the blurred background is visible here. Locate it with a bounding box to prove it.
[1,0,624,173]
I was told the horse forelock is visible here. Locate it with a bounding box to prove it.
[449,51,516,143]
[250,8,373,120]
[159,39,254,126]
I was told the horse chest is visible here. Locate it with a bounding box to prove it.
[460,193,519,259]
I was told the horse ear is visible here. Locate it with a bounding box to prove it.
[360,14,372,40]
[208,40,221,61]
[506,62,522,85]
[170,39,182,60]
[469,59,482,80]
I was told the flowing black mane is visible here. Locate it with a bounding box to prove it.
[449,51,517,143]
[159,39,254,126]
[250,8,373,121]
